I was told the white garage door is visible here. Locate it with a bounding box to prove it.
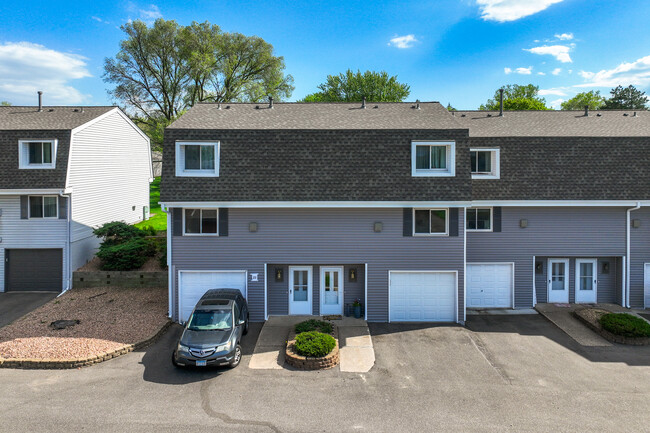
[178,271,247,322]
[467,263,513,308]
[389,271,456,322]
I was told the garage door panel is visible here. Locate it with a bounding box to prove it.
[6,249,62,292]
[179,271,247,322]
[467,264,513,308]
[389,271,456,323]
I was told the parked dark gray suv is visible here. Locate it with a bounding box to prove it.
[172,289,249,369]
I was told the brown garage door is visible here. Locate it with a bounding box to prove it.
[6,249,62,292]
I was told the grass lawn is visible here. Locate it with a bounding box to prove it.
[135,177,166,231]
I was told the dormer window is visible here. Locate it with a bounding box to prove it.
[411,141,455,177]
[19,139,57,169]
[176,141,220,177]
[470,148,500,179]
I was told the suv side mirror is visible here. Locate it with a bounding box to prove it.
[237,319,246,326]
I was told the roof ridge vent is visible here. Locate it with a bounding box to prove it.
[623,113,629,116]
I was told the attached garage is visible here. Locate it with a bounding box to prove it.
[178,270,247,322]
[389,271,457,322]
[6,249,63,292]
[466,263,514,308]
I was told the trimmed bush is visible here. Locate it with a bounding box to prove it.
[96,238,155,271]
[294,331,336,357]
[295,319,333,335]
[600,313,650,338]
[93,221,144,245]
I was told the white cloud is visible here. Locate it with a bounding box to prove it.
[505,66,533,75]
[539,88,567,96]
[0,42,91,105]
[525,45,572,63]
[576,55,650,87]
[537,72,546,75]
[549,98,565,108]
[475,0,564,22]
[555,33,573,40]
[552,67,562,75]
[139,4,162,21]
[388,34,418,49]
[126,3,162,24]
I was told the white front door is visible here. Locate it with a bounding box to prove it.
[289,266,312,315]
[575,259,597,304]
[644,263,650,309]
[320,267,344,315]
[548,259,569,303]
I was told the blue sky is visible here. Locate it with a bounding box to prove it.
[1,0,650,109]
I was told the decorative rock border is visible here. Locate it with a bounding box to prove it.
[285,324,340,370]
[0,320,172,369]
[574,309,650,346]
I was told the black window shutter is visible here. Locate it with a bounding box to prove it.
[403,208,413,237]
[449,208,459,237]
[219,208,229,236]
[493,207,502,232]
[172,208,183,236]
[58,196,67,219]
[20,196,28,219]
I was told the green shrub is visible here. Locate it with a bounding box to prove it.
[294,331,336,357]
[600,313,650,338]
[139,225,158,236]
[158,243,168,269]
[96,238,155,271]
[295,319,333,335]
[93,221,144,245]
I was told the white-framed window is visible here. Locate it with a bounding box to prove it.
[28,195,58,219]
[470,148,500,179]
[183,209,218,235]
[412,141,455,177]
[19,139,57,169]
[175,141,220,177]
[466,207,492,232]
[413,208,448,235]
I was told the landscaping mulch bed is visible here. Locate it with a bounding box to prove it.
[574,308,650,346]
[0,286,168,361]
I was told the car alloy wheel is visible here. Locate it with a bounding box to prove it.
[229,344,242,368]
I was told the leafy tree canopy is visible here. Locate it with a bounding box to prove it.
[560,91,606,110]
[479,84,549,110]
[103,19,294,150]
[602,85,648,110]
[301,69,410,102]
[1,101,11,106]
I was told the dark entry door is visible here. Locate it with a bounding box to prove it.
[6,249,62,292]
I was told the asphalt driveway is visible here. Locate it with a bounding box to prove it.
[1,315,649,432]
[0,292,58,328]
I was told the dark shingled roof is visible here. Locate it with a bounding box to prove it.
[167,102,460,130]
[453,110,650,137]
[0,106,115,130]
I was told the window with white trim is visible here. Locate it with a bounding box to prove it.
[176,141,219,177]
[29,195,58,218]
[466,207,492,231]
[184,209,218,235]
[19,139,57,169]
[411,141,455,177]
[470,148,500,179]
[414,209,448,235]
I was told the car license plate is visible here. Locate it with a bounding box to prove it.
[196,360,207,367]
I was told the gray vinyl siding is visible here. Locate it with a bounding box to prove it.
[70,234,101,272]
[67,111,151,243]
[267,264,365,316]
[171,208,465,322]
[534,257,619,304]
[0,196,69,292]
[467,207,627,308]
[630,207,650,308]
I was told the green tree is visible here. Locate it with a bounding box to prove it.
[479,84,549,110]
[446,103,456,112]
[104,19,293,150]
[560,91,606,110]
[602,85,648,110]
[301,69,410,102]
[1,101,11,106]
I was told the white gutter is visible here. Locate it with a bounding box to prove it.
[59,188,72,294]
[161,203,172,318]
[626,202,642,308]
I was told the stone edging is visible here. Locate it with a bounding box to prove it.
[0,320,172,369]
[285,325,340,370]
[573,309,650,346]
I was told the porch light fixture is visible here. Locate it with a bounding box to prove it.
[249,222,258,232]
[602,262,610,274]
[373,222,383,232]
[520,219,528,228]
[349,268,358,282]
[535,261,543,274]
[275,267,284,282]
[632,219,641,229]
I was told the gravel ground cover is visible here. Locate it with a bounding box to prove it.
[77,256,164,272]
[0,286,167,360]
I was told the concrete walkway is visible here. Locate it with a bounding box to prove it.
[248,315,375,372]
[535,303,619,347]
[0,292,58,328]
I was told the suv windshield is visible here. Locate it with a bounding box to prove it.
[187,309,232,331]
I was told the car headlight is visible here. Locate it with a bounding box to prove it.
[216,340,232,352]
[177,343,190,352]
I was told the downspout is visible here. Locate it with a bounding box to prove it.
[59,188,72,295]
[626,202,641,308]
[161,204,172,318]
